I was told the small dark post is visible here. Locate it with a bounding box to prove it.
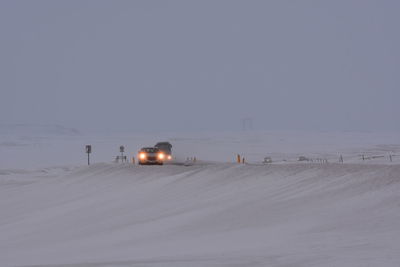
[85,145,92,165]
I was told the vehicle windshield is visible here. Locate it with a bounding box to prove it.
[141,147,158,153]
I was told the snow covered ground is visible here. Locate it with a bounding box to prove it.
[1,125,399,169]
[1,126,400,266]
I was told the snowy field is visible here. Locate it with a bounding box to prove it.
[1,125,400,266]
[1,125,399,169]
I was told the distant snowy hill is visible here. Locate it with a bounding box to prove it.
[0,124,80,136]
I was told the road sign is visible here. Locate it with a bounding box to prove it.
[85,145,92,165]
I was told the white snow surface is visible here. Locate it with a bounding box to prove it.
[1,130,400,266]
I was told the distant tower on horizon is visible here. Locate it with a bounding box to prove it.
[242,117,253,131]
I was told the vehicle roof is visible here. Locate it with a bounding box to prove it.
[155,142,172,145]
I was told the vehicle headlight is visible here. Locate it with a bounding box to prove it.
[158,153,165,160]
[139,153,146,160]
[167,155,172,160]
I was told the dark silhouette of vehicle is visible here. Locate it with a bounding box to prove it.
[138,147,165,165]
[154,142,172,160]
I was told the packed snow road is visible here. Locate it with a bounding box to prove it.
[1,163,400,267]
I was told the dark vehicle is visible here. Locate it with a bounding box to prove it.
[154,142,172,160]
[138,147,165,165]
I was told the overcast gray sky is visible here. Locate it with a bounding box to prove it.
[0,0,399,133]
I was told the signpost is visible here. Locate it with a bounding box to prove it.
[120,145,125,163]
[86,145,92,165]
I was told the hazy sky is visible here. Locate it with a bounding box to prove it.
[1,0,399,133]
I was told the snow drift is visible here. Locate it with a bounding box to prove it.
[1,162,399,266]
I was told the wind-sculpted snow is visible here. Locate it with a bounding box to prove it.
[1,163,400,266]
